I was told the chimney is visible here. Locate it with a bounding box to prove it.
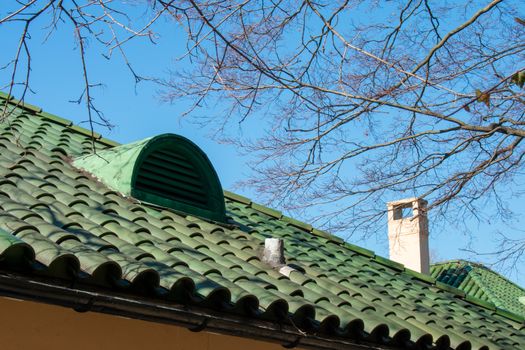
[387,198,429,274]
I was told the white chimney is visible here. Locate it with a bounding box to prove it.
[387,198,429,274]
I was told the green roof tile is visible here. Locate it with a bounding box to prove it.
[435,281,466,297]
[18,101,43,114]
[310,228,331,239]
[69,125,102,139]
[38,111,74,127]
[465,294,497,311]
[431,260,525,318]
[281,215,313,232]
[223,190,251,205]
[0,91,13,100]
[344,242,375,258]
[0,94,42,114]
[250,202,282,219]
[374,255,404,271]
[496,307,525,323]
[404,267,436,284]
[0,94,524,350]
[98,137,120,147]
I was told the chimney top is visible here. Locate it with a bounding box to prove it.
[387,197,427,208]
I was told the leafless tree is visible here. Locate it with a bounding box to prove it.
[2,1,525,267]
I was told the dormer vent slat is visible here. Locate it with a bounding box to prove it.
[142,159,201,181]
[135,176,208,206]
[137,166,204,191]
[149,153,196,172]
[139,158,206,189]
[73,133,226,222]
[135,179,208,207]
[157,149,193,162]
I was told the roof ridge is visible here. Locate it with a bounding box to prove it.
[223,190,344,244]
[432,259,483,267]
[0,91,119,148]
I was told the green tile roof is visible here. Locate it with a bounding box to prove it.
[0,93,524,350]
[431,260,525,318]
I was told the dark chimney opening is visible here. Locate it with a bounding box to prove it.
[393,203,413,220]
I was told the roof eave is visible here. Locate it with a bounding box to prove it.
[0,271,383,350]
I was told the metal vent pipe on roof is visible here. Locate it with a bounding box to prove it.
[262,238,299,278]
[262,238,286,267]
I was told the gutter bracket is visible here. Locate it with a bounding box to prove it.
[282,335,302,349]
[188,317,208,332]
[73,296,95,313]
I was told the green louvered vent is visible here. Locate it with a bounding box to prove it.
[135,147,209,209]
[73,133,226,222]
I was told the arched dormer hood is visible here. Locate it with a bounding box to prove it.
[73,133,226,222]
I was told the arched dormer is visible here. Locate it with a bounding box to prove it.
[73,134,226,222]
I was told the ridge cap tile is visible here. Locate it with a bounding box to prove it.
[38,111,73,127]
[281,215,313,232]
[465,294,497,311]
[68,125,101,139]
[373,255,404,271]
[435,281,466,298]
[403,268,436,284]
[0,94,42,114]
[495,307,525,323]
[223,190,251,205]
[305,227,344,245]
[249,202,282,219]
[0,91,13,100]
[343,242,375,258]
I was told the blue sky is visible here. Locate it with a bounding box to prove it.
[1,3,524,285]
